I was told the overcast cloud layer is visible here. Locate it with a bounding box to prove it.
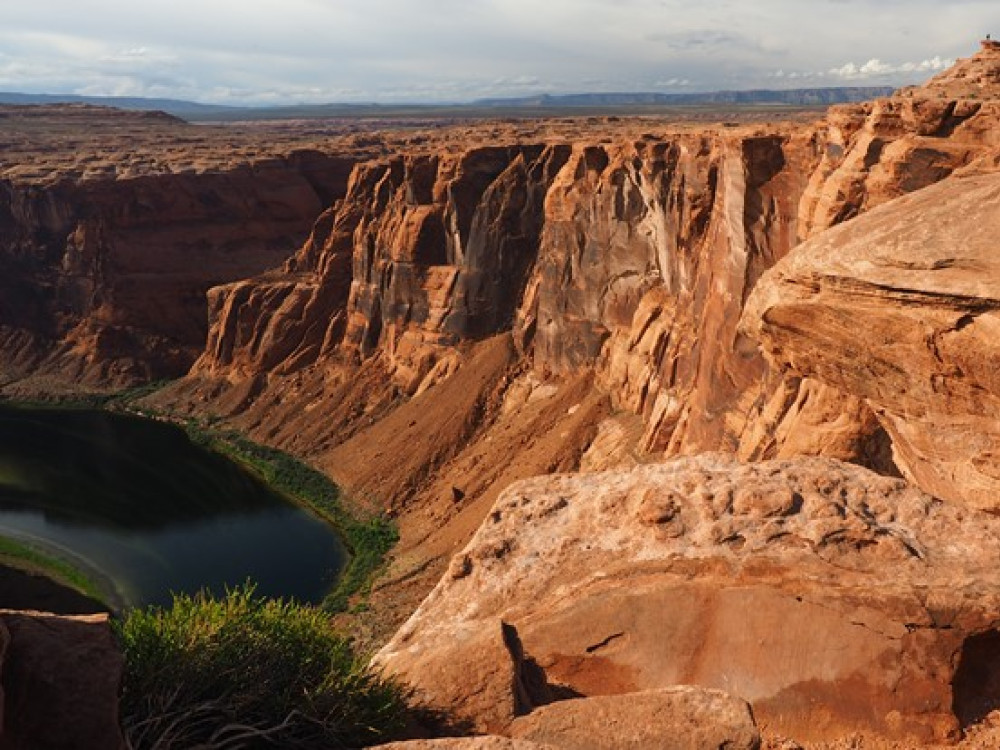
[1,0,998,104]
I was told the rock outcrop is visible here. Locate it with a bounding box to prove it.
[0,610,125,749]
[736,41,1000,469]
[744,169,1000,511]
[374,455,1000,744]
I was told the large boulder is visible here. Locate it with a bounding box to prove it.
[744,169,1000,511]
[0,610,125,749]
[374,455,1000,744]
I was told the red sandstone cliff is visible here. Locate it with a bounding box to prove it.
[0,107,362,391]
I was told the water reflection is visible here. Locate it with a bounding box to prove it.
[0,407,345,608]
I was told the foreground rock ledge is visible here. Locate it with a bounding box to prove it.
[374,455,1000,744]
[373,739,556,750]
[374,686,761,750]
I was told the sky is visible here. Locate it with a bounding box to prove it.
[0,0,998,105]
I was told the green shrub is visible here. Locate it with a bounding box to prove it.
[116,585,409,749]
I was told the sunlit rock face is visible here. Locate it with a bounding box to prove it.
[375,454,1000,745]
[745,169,1000,511]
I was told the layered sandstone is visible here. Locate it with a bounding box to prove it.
[192,143,573,392]
[169,45,1000,482]
[0,106,368,391]
[374,455,1000,745]
[154,122,823,643]
[138,45,1000,657]
[744,169,1000,511]
[736,43,1000,469]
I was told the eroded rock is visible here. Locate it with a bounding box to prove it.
[374,455,1000,744]
[744,169,1000,510]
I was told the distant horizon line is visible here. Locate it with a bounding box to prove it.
[0,84,900,111]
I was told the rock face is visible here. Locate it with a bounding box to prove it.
[165,44,1000,493]
[744,169,1000,511]
[0,611,125,749]
[153,123,823,647]
[374,455,1000,744]
[192,144,573,393]
[0,106,363,391]
[508,687,761,750]
[0,162,357,389]
[736,42,1000,469]
[526,133,815,458]
[904,40,1000,100]
[178,127,822,455]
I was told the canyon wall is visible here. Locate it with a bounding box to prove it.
[0,108,361,391]
[176,48,1000,477]
[140,47,1000,653]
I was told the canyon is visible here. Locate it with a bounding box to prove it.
[3,41,1000,749]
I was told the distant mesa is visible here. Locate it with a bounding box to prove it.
[473,87,894,108]
[0,85,895,123]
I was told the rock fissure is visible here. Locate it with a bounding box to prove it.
[583,632,626,654]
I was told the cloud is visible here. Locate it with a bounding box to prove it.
[829,56,954,80]
[652,77,692,88]
[0,0,996,102]
[645,30,746,50]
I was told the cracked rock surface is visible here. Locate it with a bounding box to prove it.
[374,454,1000,744]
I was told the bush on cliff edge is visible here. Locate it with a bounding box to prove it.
[116,585,409,749]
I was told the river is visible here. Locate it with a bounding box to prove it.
[0,406,346,609]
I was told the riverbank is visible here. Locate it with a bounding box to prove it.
[0,533,118,608]
[185,427,398,613]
